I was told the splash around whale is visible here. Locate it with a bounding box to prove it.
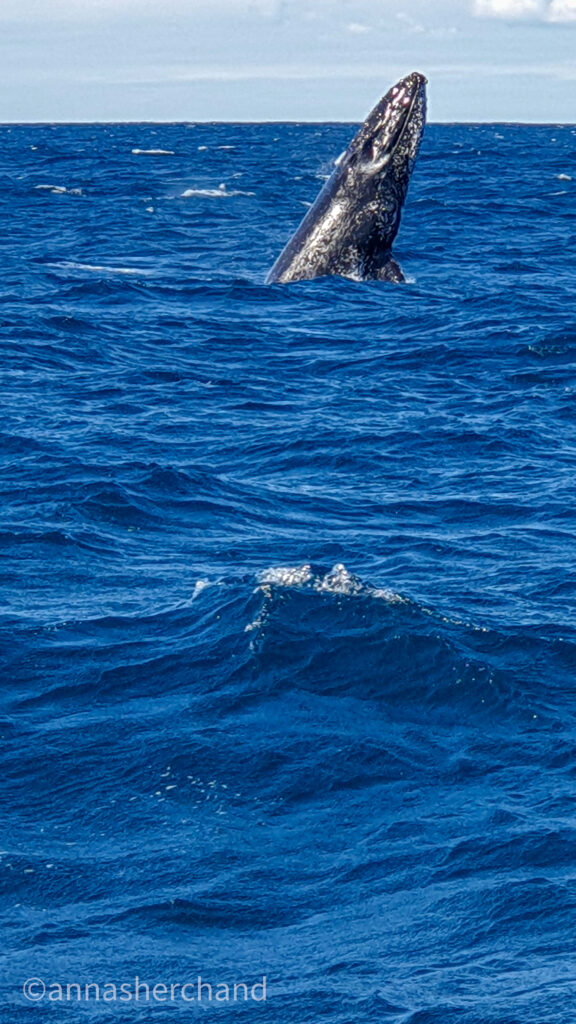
[266,72,427,285]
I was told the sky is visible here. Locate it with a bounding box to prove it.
[0,0,575,122]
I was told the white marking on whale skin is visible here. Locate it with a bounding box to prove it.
[305,200,345,251]
[334,150,347,167]
[370,152,392,173]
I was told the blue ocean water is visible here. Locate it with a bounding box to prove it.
[1,119,576,1023]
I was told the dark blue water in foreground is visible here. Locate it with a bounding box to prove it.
[1,120,576,1023]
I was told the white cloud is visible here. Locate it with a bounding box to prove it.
[397,12,426,32]
[474,0,576,18]
[474,0,543,16]
[549,0,576,19]
[347,22,369,34]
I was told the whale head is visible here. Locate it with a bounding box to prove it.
[266,72,427,284]
[349,71,427,178]
[331,71,427,269]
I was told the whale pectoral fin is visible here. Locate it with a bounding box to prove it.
[374,256,405,283]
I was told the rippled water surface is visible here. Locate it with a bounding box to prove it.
[2,121,576,1023]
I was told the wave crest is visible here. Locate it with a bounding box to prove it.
[257,562,404,602]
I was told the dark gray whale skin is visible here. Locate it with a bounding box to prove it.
[266,72,427,285]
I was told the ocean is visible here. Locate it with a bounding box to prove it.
[1,120,576,1023]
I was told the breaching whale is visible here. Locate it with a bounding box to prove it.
[266,71,427,285]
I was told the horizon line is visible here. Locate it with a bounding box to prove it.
[1,118,574,127]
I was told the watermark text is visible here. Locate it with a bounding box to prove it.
[23,975,267,1005]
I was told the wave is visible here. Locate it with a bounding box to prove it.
[34,184,82,195]
[181,183,255,198]
[256,562,404,603]
[43,261,149,275]
[241,563,576,728]
[131,148,175,155]
[7,562,570,728]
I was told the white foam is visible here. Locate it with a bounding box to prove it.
[35,184,82,195]
[181,183,255,198]
[192,579,211,599]
[259,564,314,588]
[256,563,404,603]
[316,564,365,595]
[45,261,147,276]
[246,564,313,635]
[132,148,174,155]
[557,173,572,181]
